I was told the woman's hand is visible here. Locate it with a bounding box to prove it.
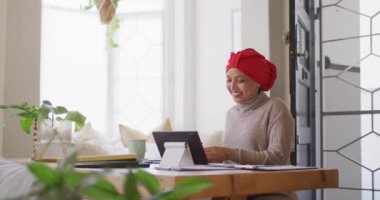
[204,147,232,163]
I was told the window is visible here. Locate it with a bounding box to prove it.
[40,0,165,141]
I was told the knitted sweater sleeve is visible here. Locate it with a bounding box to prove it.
[227,100,294,165]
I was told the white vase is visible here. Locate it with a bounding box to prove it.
[35,119,76,160]
[35,142,76,160]
[39,119,72,143]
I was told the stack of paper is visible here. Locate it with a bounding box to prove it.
[208,163,317,171]
[234,164,317,171]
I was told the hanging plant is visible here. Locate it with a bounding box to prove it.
[106,17,120,48]
[82,0,119,24]
[81,0,120,47]
[95,0,119,24]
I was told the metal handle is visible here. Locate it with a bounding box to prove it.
[297,49,309,60]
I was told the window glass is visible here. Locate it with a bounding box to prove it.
[41,0,164,143]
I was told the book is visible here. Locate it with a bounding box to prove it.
[35,153,138,163]
[75,154,137,163]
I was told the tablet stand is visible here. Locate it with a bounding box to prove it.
[159,142,194,167]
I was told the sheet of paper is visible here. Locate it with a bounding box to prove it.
[153,164,237,171]
[234,164,317,171]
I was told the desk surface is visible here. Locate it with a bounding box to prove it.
[11,159,338,198]
[102,167,339,199]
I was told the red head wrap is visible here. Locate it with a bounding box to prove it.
[226,48,277,91]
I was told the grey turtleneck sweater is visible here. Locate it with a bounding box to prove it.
[223,92,294,165]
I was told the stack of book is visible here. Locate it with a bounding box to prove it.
[36,154,150,168]
[75,154,141,168]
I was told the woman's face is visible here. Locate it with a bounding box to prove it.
[226,68,260,103]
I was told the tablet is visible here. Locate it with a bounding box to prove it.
[152,131,208,165]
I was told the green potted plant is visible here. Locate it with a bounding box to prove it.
[0,100,86,159]
[1,101,212,199]
[0,100,86,134]
[21,152,212,200]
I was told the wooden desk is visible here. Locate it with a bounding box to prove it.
[11,159,338,198]
[104,167,338,199]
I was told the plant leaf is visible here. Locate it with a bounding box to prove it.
[10,104,25,109]
[63,170,86,188]
[134,170,160,195]
[124,171,140,200]
[0,104,11,109]
[65,111,86,131]
[62,170,122,199]
[40,101,54,117]
[111,0,119,7]
[110,18,120,31]
[0,102,39,134]
[58,151,77,170]
[42,100,52,106]
[153,178,212,200]
[20,117,33,134]
[17,111,35,118]
[0,103,38,114]
[37,106,50,122]
[54,106,68,114]
[81,174,123,200]
[27,162,61,187]
[81,0,94,10]
[106,18,120,48]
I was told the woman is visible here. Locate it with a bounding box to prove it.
[205,48,297,200]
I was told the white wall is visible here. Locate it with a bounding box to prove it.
[242,0,290,105]
[195,0,274,135]
[0,0,8,156]
[168,0,197,130]
[241,0,269,57]
[194,0,240,134]
[268,0,290,106]
[3,0,41,158]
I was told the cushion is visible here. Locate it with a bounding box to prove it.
[119,118,172,146]
[119,118,172,160]
[73,122,111,156]
[200,130,223,147]
[118,119,224,159]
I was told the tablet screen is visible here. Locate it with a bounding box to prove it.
[152,131,208,165]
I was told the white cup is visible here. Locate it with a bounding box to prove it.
[128,139,146,160]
